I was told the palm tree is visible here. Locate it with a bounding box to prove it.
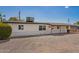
[3,14,6,21]
[0,13,6,22]
[0,13,2,22]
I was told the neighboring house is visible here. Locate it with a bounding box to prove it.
[69,25,79,33]
[3,21,79,37]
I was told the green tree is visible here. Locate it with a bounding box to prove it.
[0,22,12,40]
[74,21,79,25]
[9,17,18,21]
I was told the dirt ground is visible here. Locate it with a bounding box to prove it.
[0,34,79,53]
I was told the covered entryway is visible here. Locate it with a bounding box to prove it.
[50,25,68,34]
[66,26,70,33]
[50,26,61,34]
[67,30,70,33]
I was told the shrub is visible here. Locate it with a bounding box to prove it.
[0,22,12,40]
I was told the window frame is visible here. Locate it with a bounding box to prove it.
[39,25,46,31]
[18,25,24,30]
[39,25,42,31]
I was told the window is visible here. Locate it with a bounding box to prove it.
[18,25,24,30]
[39,26,42,31]
[43,26,46,30]
[39,25,46,31]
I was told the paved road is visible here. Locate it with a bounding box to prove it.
[0,34,79,53]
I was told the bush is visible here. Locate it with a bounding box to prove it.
[0,22,12,40]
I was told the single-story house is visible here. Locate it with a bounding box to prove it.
[3,21,79,37]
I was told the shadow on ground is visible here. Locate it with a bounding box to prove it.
[10,33,71,39]
[0,39,10,44]
[51,33,69,36]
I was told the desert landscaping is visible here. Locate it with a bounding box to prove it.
[0,34,79,53]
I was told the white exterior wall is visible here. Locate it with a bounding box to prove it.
[8,23,68,37]
[8,23,51,37]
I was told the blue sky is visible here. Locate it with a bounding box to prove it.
[0,6,79,24]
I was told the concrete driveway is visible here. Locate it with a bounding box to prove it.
[0,34,79,53]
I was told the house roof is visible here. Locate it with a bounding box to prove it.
[50,23,71,26]
[3,21,50,25]
[3,21,79,27]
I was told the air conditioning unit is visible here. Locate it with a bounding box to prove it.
[26,17,34,23]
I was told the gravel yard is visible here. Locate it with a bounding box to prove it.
[0,34,79,53]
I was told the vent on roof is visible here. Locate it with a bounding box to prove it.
[26,17,34,23]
